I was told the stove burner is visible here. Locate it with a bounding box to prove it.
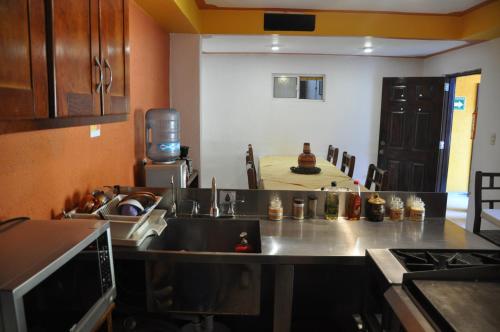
[391,250,500,272]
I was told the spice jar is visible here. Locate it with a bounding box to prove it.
[409,198,425,222]
[293,198,305,220]
[307,195,318,219]
[366,193,386,222]
[268,195,283,221]
[388,195,404,221]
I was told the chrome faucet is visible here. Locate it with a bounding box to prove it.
[209,177,219,218]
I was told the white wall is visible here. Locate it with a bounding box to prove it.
[170,33,201,172]
[423,38,500,231]
[200,54,422,189]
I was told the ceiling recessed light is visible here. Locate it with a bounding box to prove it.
[271,45,280,51]
[363,47,373,54]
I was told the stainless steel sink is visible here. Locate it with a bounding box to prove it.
[145,218,262,315]
[148,217,261,253]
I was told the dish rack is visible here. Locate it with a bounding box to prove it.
[98,194,162,221]
[66,194,162,223]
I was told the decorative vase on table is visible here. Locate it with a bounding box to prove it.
[298,143,316,168]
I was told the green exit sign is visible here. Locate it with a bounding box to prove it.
[453,96,466,111]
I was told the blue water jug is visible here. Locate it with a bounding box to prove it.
[146,108,180,164]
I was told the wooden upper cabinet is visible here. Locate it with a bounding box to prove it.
[0,0,48,120]
[0,0,129,132]
[49,0,129,118]
[100,0,129,115]
[50,0,101,117]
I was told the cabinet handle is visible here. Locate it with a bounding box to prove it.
[104,59,113,94]
[94,56,103,93]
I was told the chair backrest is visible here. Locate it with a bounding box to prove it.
[365,164,388,191]
[245,144,258,189]
[326,145,339,166]
[474,171,500,234]
[340,151,356,178]
[247,162,258,189]
[246,144,254,165]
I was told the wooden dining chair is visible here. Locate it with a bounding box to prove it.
[365,164,388,191]
[326,145,339,166]
[246,144,255,165]
[473,171,500,235]
[247,162,258,189]
[340,151,356,178]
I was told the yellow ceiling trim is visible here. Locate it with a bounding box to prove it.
[200,10,464,40]
[134,0,201,33]
[135,0,500,40]
[461,0,500,40]
[174,0,202,32]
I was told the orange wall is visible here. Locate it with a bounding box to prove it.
[0,1,169,220]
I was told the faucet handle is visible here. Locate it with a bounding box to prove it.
[180,199,200,217]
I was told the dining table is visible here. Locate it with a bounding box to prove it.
[258,155,368,191]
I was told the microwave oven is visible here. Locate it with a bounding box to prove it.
[0,219,116,332]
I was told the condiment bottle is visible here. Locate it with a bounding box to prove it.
[366,193,386,222]
[293,198,305,220]
[307,195,318,219]
[409,198,425,222]
[234,232,252,253]
[347,180,362,220]
[324,182,339,221]
[388,195,404,221]
[268,195,283,221]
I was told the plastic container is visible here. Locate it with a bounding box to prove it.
[388,195,404,221]
[146,108,180,164]
[268,195,283,221]
[409,198,426,222]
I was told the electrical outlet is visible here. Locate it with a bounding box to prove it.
[220,190,236,203]
[491,133,497,146]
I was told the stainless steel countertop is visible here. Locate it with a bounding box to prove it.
[113,217,498,264]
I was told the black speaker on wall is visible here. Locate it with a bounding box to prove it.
[264,13,316,32]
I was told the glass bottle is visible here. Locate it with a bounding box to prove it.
[324,182,339,221]
[347,180,361,220]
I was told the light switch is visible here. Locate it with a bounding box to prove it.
[491,133,496,146]
[90,125,101,138]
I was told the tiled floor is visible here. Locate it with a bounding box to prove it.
[446,192,468,229]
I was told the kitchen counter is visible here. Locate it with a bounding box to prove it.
[112,217,498,264]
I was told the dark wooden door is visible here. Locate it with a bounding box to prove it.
[377,77,446,192]
[50,0,101,117]
[0,0,48,120]
[100,0,129,115]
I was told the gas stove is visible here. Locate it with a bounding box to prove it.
[363,249,500,332]
[390,249,500,272]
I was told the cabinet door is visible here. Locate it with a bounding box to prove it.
[51,0,101,117]
[100,0,129,115]
[0,0,48,120]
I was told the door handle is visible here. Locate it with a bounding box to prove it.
[104,59,113,94]
[379,149,384,155]
[94,56,103,93]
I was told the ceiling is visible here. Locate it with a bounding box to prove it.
[203,0,486,14]
[201,35,468,57]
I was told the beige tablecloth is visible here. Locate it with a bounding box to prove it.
[259,155,367,191]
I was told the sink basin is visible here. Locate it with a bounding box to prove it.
[148,218,261,253]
